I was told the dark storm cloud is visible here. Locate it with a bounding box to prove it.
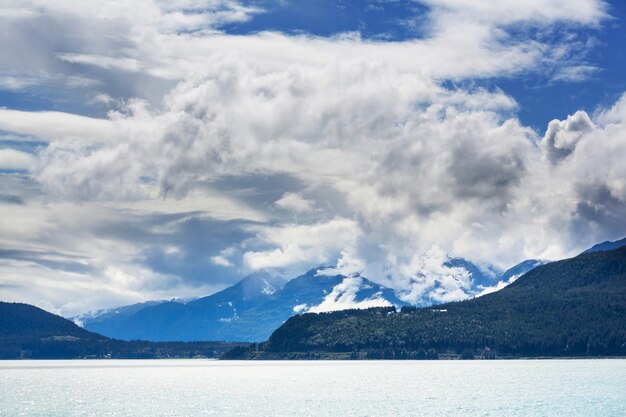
[0,194,25,205]
[448,141,526,205]
[573,183,626,238]
[84,210,257,287]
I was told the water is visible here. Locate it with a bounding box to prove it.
[0,359,624,416]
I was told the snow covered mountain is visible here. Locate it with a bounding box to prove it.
[76,248,560,342]
[78,268,406,342]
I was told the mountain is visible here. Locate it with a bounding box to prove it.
[582,237,626,254]
[443,257,501,288]
[81,270,284,341]
[73,300,175,329]
[0,302,247,359]
[470,259,548,298]
[80,268,406,342]
[497,259,546,282]
[232,246,626,359]
[438,257,545,300]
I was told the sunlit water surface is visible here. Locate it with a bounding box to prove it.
[1,359,625,416]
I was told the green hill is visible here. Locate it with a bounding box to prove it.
[231,246,626,359]
[0,302,247,359]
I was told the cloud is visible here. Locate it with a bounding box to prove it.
[58,54,143,73]
[417,0,607,26]
[210,255,232,267]
[392,246,474,304]
[0,148,36,170]
[242,218,361,274]
[316,250,366,278]
[0,0,622,314]
[274,192,315,213]
[0,206,256,315]
[211,247,236,267]
[0,75,41,90]
[0,109,113,143]
[550,65,599,82]
[542,110,595,164]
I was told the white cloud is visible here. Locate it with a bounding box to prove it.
[0,148,36,170]
[275,192,315,214]
[243,218,361,273]
[211,255,233,267]
[551,65,599,82]
[0,75,40,90]
[0,109,113,143]
[316,250,366,278]
[58,54,142,73]
[393,246,474,304]
[418,0,607,26]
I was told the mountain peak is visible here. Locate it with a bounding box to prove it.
[241,270,273,284]
[238,270,284,296]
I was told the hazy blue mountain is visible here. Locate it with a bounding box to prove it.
[73,300,175,329]
[81,271,284,341]
[80,268,406,342]
[582,237,626,254]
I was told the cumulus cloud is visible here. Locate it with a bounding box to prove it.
[542,110,595,164]
[393,246,474,304]
[242,219,361,274]
[0,0,623,314]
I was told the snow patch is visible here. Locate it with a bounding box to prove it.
[292,303,309,313]
[219,316,238,323]
[261,278,276,295]
[476,274,522,297]
[308,277,392,314]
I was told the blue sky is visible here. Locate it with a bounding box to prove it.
[1,0,625,315]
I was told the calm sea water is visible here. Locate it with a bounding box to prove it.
[0,359,624,416]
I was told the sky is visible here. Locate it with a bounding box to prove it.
[1,0,625,316]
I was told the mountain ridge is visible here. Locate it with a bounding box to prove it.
[80,267,406,342]
[0,302,247,359]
